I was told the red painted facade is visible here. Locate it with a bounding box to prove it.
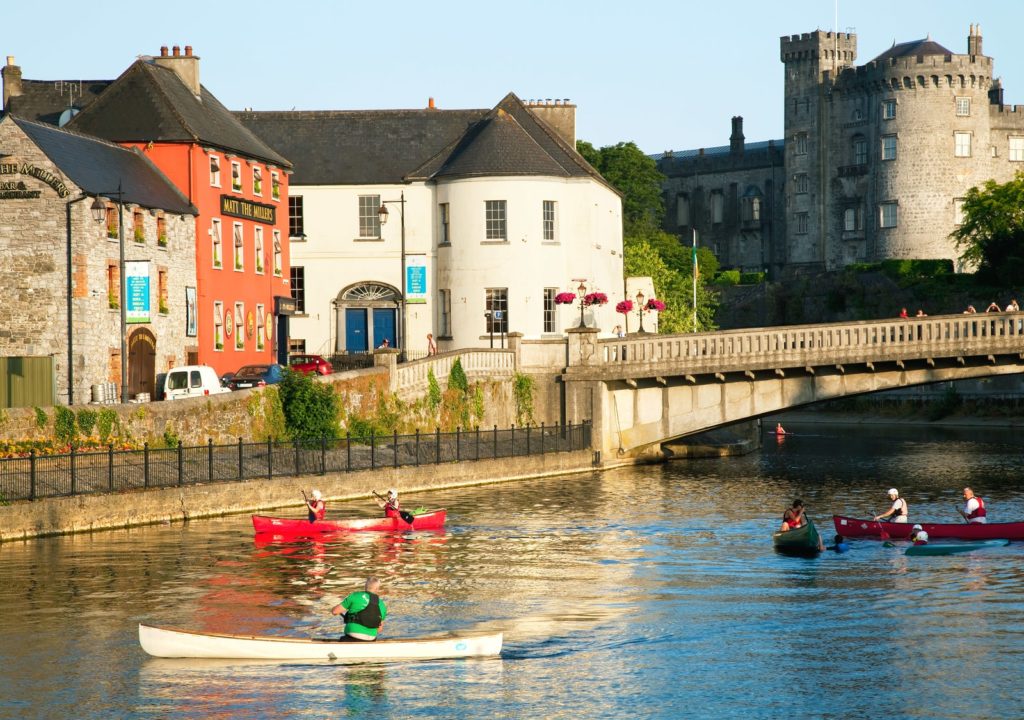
[125,142,290,375]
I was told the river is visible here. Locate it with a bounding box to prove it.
[2,422,1024,719]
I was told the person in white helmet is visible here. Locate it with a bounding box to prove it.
[306,489,326,522]
[909,524,929,545]
[376,488,401,519]
[874,488,909,523]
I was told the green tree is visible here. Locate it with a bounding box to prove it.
[577,140,664,232]
[951,171,1024,285]
[623,233,718,333]
[278,369,340,440]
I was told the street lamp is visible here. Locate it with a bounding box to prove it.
[378,191,406,353]
[575,280,587,328]
[90,183,128,403]
[636,289,647,334]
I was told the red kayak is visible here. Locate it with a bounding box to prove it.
[252,509,446,535]
[833,514,1024,541]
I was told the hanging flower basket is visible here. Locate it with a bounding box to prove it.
[583,292,608,306]
[646,298,666,312]
[616,299,634,314]
[554,292,577,305]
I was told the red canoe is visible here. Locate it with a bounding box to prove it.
[833,514,1024,541]
[252,509,446,535]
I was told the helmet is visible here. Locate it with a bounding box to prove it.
[311,489,322,501]
[916,531,929,543]
[911,524,923,531]
[387,488,398,497]
[888,488,899,498]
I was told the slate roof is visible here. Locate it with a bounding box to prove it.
[12,116,197,215]
[2,79,111,125]
[649,139,784,162]
[872,38,954,63]
[67,60,290,168]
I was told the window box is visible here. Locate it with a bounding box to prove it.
[134,227,145,243]
[158,234,168,248]
[108,292,119,310]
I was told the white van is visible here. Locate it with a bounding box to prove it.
[162,365,231,401]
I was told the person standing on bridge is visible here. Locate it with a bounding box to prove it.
[875,488,909,523]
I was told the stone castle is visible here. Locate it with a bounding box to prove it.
[657,26,1024,276]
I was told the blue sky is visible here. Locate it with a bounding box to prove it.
[5,0,1021,153]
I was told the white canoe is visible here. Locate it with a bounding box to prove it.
[138,623,502,661]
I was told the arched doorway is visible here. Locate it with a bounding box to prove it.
[336,282,400,352]
[127,327,156,400]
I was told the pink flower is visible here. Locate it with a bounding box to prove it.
[646,298,666,312]
[615,300,634,314]
[554,292,577,305]
[583,292,608,306]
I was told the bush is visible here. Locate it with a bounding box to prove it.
[97,408,118,443]
[449,357,469,393]
[739,271,766,285]
[278,369,340,440]
[713,270,740,286]
[513,373,535,426]
[76,409,97,437]
[54,407,76,444]
[880,259,953,283]
[427,367,442,411]
[33,407,47,430]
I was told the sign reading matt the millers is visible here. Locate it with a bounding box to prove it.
[220,195,276,224]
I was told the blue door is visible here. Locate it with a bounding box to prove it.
[345,308,368,352]
[372,308,396,349]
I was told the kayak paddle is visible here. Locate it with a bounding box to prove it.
[373,490,415,525]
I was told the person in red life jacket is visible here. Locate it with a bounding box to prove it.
[875,488,909,523]
[306,489,326,523]
[909,524,929,545]
[780,499,806,532]
[376,488,401,519]
[958,487,987,524]
[331,577,387,641]
[775,422,786,435]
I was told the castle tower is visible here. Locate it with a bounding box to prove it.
[779,31,857,268]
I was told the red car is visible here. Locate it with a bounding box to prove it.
[288,354,333,376]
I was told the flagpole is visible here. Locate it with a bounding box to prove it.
[692,227,698,331]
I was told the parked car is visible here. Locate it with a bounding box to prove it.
[227,364,286,390]
[288,354,333,376]
[162,365,232,400]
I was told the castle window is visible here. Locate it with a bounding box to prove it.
[676,194,690,227]
[881,135,897,161]
[882,100,896,120]
[794,133,808,155]
[879,202,898,229]
[794,212,808,234]
[742,187,762,225]
[956,97,971,116]
[954,132,972,158]
[852,136,868,165]
[711,192,724,224]
[953,198,965,226]
[795,174,809,194]
[1009,137,1024,162]
[439,203,451,245]
[844,206,864,232]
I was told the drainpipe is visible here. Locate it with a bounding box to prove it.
[65,194,92,405]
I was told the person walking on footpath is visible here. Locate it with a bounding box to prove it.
[427,333,438,355]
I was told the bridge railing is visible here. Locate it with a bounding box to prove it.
[599,313,1024,368]
[393,349,515,395]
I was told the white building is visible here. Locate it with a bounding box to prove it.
[237,93,624,357]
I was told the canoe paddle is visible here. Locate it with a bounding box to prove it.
[373,490,415,525]
[301,489,316,524]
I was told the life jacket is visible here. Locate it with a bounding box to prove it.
[783,510,804,528]
[308,501,325,522]
[345,592,383,629]
[891,498,906,518]
[383,498,400,518]
[968,496,986,521]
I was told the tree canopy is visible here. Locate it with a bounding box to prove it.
[577,140,665,232]
[951,171,1024,285]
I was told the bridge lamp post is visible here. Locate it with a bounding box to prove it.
[90,183,128,404]
[378,191,406,353]
[635,289,647,334]
[575,280,588,328]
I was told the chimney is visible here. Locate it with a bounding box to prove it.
[2,56,23,111]
[153,44,201,97]
[526,97,576,146]
[730,116,745,156]
[967,23,983,56]
[428,97,436,110]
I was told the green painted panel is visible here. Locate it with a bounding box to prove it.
[0,357,56,408]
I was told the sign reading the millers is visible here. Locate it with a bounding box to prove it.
[405,255,427,304]
[125,261,151,324]
[220,195,276,224]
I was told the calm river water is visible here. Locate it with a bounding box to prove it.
[3,422,1024,719]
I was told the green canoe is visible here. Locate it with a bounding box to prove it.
[772,517,822,556]
[905,539,1010,556]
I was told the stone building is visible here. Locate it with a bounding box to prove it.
[658,26,1024,276]
[0,115,196,406]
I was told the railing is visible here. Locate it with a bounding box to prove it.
[0,422,591,503]
[599,313,1024,370]
[394,349,516,395]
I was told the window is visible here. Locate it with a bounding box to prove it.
[253,166,263,196]
[254,227,264,274]
[543,200,557,241]
[881,135,897,161]
[794,133,808,155]
[230,161,242,192]
[158,270,168,314]
[290,266,305,313]
[955,132,972,157]
[843,206,864,232]
[213,301,224,350]
[439,289,452,337]
[485,288,508,333]
[288,339,306,355]
[742,188,762,224]
[105,205,118,239]
[256,304,265,350]
[711,192,724,223]
[795,212,808,234]
[358,195,381,238]
[794,174,809,194]
[882,99,896,120]
[439,203,450,245]
[543,288,557,333]
[233,223,244,271]
[271,170,280,201]
[676,194,690,226]
[1011,137,1024,162]
[272,230,282,276]
[852,136,867,165]
[133,209,145,243]
[234,302,244,349]
[289,196,304,238]
[953,198,965,226]
[210,155,221,186]
[485,200,507,240]
[956,97,971,116]
[880,202,898,228]
[211,219,223,268]
[157,216,167,247]
[106,263,119,309]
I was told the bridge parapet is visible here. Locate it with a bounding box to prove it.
[393,348,516,398]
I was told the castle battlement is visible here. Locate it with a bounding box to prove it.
[837,53,992,93]
[780,31,856,64]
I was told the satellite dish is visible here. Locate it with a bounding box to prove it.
[58,107,79,127]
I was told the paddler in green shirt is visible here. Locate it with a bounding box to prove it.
[332,577,387,641]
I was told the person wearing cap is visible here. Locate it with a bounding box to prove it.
[376,488,401,519]
[306,489,326,523]
[874,488,909,523]
[958,487,987,524]
[909,524,929,545]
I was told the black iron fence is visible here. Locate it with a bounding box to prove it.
[0,422,591,502]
